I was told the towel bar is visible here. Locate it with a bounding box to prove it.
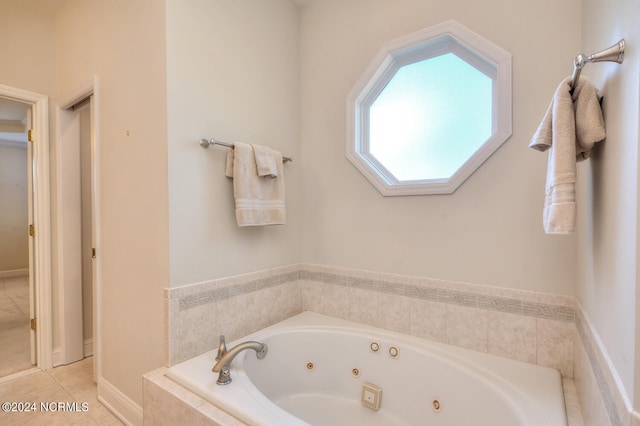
[570,39,625,93]
[200,138,292,163]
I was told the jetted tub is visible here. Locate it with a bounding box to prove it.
[166,312,567,425]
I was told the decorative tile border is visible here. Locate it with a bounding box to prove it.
[172,265,575,321]
[178,270,300,311]
[300,267,575,322]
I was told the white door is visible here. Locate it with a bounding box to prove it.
[76,98,94,361]
[57,92,97,381]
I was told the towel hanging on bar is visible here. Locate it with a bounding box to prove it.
[529,76,605,234]
[224,142,286,227]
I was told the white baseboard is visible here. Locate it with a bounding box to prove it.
[52,347,62,367]
[98,377,143,426]
[0,268,29,279]
[52,340,93,367]
[84,338,93,357]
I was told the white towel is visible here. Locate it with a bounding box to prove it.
[252,144,279,178]
[529,76,605,234]
[225,142,286,226]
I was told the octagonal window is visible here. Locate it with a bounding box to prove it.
[346,20,512,195]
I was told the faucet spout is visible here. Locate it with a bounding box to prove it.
[212,340,268,385]
[215,335,227,361]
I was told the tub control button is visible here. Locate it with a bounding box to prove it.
[370,342,380,353]
[361,382,382,411]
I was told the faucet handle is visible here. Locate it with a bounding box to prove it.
[216,335,227,361]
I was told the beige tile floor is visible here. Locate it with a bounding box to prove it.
[0,275,32,377]
[0,357,123,425]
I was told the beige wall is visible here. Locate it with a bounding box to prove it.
[166,0,302,286]
[0,0,59,353]
[577,0,640,406]
[0,144,28,271]
[0,1,55,271]
[298,0,580,294]
[55,0,169,408]
[0,0,56,95]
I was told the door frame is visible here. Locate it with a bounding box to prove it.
[0,83,52,371]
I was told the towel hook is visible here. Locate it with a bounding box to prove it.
[570,39,625,93]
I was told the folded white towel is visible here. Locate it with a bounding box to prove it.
[252,144,279,178]
[529,76,605,234]
[225,142,286,226]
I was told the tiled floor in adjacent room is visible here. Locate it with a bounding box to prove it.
[0,357,123,425]
[0,275,32,377]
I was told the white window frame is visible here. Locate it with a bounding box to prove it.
[346,20,512,196]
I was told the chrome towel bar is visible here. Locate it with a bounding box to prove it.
[200,138,292,163]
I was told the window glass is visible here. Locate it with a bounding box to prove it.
[368,53,492,181]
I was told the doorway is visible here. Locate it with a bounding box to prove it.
[0,84,52,375]
[0,82,99,382]
[0,97,32,376]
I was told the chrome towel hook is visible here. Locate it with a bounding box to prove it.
[570,39,625,93]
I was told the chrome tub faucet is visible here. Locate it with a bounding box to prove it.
[212,335,268,385]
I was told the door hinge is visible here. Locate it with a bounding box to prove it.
[30,318,37,331]
[29,224,35,237]
[28,129,34,142]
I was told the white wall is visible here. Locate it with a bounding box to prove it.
[298,0,580,294]
[577,0,640,406]
[166,0,302,286]
[0,144,28,271]
[55,0,169,408]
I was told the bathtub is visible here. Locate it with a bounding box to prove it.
[166,312,567,425]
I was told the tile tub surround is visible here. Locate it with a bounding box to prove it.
[299,264,577,378]
[167,264,577,378]
[143,368,243,426]
[166,265,302,365]
[162,263,599,424]
[574,302,636,426]
[161,264,640,425]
